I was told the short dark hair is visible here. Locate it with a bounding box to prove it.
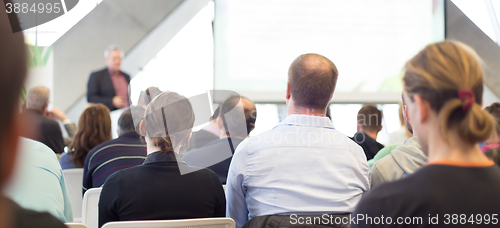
[119,106,145,135]
[485,102,500,135]
[219,96,257,137]
[357,105,382,133]
[288,53,338,109]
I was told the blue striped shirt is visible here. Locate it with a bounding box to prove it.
[83,133,147,195]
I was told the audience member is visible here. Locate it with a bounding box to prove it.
[87,45,130,111]
[387,103,411,145]
[48,107,77,146]
[99,92,225,227]
[188,107,221,150]
[370,95,426,188]
[21,86,65,153]
[351,105,384,160]
[481,102,500,152]
[82,107,147,194]
[5,138,73,222]
[183,96,257,184]
[60,104,112,169]
[0,7,66,227]
[225,53,369,228]
[352,41,500,227]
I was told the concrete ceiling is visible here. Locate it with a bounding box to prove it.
[53,0,184,111]
[446,0,500,98]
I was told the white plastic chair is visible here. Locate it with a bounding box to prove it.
[101,218,236,228]
[82,188,102,228]
[63,168,84,223]
[66,223,88,228]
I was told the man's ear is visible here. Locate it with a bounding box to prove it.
[0,115,21,187]
[286,82,291,100]
[356,122,361,132]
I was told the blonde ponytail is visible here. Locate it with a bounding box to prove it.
[403,41,494,146]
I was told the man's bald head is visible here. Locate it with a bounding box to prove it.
[288,53,338,109]
[219,96,257,137]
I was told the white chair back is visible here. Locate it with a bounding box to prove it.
[101,218,235,228]
[82,188,102,228]
[66,223,88,228]
[63,168,84,223]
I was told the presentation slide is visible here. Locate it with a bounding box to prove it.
[214,0,444,103]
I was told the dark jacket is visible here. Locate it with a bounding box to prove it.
[183,137,244,184]
[87,68,130,111]
[351,132,384,160]
[188,129,219,150]
[242,214,350,228]
[98,152,226,228]
[21,109,64,153]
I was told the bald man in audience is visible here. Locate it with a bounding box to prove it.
[21,86,65,154]
[183,96,257,184]
[0,4,66,227]
[225,53,369,228]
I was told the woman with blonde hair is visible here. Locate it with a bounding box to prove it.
[98,92,225,227]
[59,104,112,169]
[353,41,500,227]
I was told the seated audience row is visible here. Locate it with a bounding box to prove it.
[3,11,500,228]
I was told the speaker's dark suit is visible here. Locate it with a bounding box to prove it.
[87,68,130,111]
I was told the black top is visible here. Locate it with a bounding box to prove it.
[8,198,66,228]
[98,151,226,228]
[352,164,500,228]
[87,68,130,111]
[351,132,384,160]
[183,137,244,184]
[188,129,219,151]
[21,109,64,153]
